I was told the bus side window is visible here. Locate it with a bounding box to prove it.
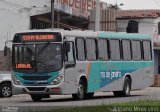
[109,39,121,61]
[98,39,109,61]
[122,40,132,61]
[65,41,76,68]
[86,38,97,61]
[143,40,152,61]
[76,38,86,61]
[131,40,142,61]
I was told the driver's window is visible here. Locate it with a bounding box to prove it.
[65,42,75,62]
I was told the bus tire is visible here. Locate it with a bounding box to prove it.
[113,77,131,97]
[0,83,12,97]
[122,77,131,96]
[72,79,86,100]
[30,94,42,102]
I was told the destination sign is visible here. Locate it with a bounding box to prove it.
[22,35,55,41]
[13,32,62,43]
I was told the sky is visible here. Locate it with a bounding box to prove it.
[100,0,160,10]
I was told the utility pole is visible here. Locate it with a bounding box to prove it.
[57,12,60,28]
[51,0,55,28]
[95,0,100,31]
[56,0,60,28]
[115,0,118,10]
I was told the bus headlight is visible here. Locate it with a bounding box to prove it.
[50,74,64,85]
[12,75,22,85]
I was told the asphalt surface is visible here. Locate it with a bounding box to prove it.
[0,87,160,112]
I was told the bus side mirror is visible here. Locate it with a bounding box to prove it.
[65,42,70,53]
[4,46,8,56]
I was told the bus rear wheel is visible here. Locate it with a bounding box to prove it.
[72,79,86,100]
[113,77,131,97]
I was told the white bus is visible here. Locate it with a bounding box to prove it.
[5,29,154,101]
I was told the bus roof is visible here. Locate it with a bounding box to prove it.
[63,30,98,38]
[98,32,151,40]
[14,29,151,40]
[15,29,98,38]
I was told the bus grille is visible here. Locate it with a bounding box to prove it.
[27,87,46,91]
[21,76,51,81]
[21,75,51,86]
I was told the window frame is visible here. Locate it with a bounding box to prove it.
[142,40,152,61]
[131,40,142,61]
[97,38,109,61]
[127,20,139,33]
[109,39,121,61]
[158,22,160,34]
[85,38,98,61]
[75,37,86,61]
[64,41,76,67]
[121,39,132,61]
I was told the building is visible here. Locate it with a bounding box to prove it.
[116,10,160,86]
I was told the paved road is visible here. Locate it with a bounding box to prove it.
[0,87,160,112]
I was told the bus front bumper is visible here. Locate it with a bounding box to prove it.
[12,82,65,95]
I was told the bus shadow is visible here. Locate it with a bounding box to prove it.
[36,94,144,103]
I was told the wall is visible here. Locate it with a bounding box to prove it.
[89,9,116,31]
[138,19,154,36]
[30,0,51,16]
[117,19,128,32]
[0,0,31,51]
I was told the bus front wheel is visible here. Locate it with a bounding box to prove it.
[72,79,86,100]
[113,77,131,97]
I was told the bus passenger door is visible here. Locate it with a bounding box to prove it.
[64,41,77,94]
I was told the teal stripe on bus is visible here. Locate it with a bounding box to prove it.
[98,32,151,40]
[87,61,154,92]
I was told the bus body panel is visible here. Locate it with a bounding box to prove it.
[63,67,78,94]
[72,60,154,93]
[85,61,154,92]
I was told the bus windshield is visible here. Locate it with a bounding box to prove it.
[12,43,62,73]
